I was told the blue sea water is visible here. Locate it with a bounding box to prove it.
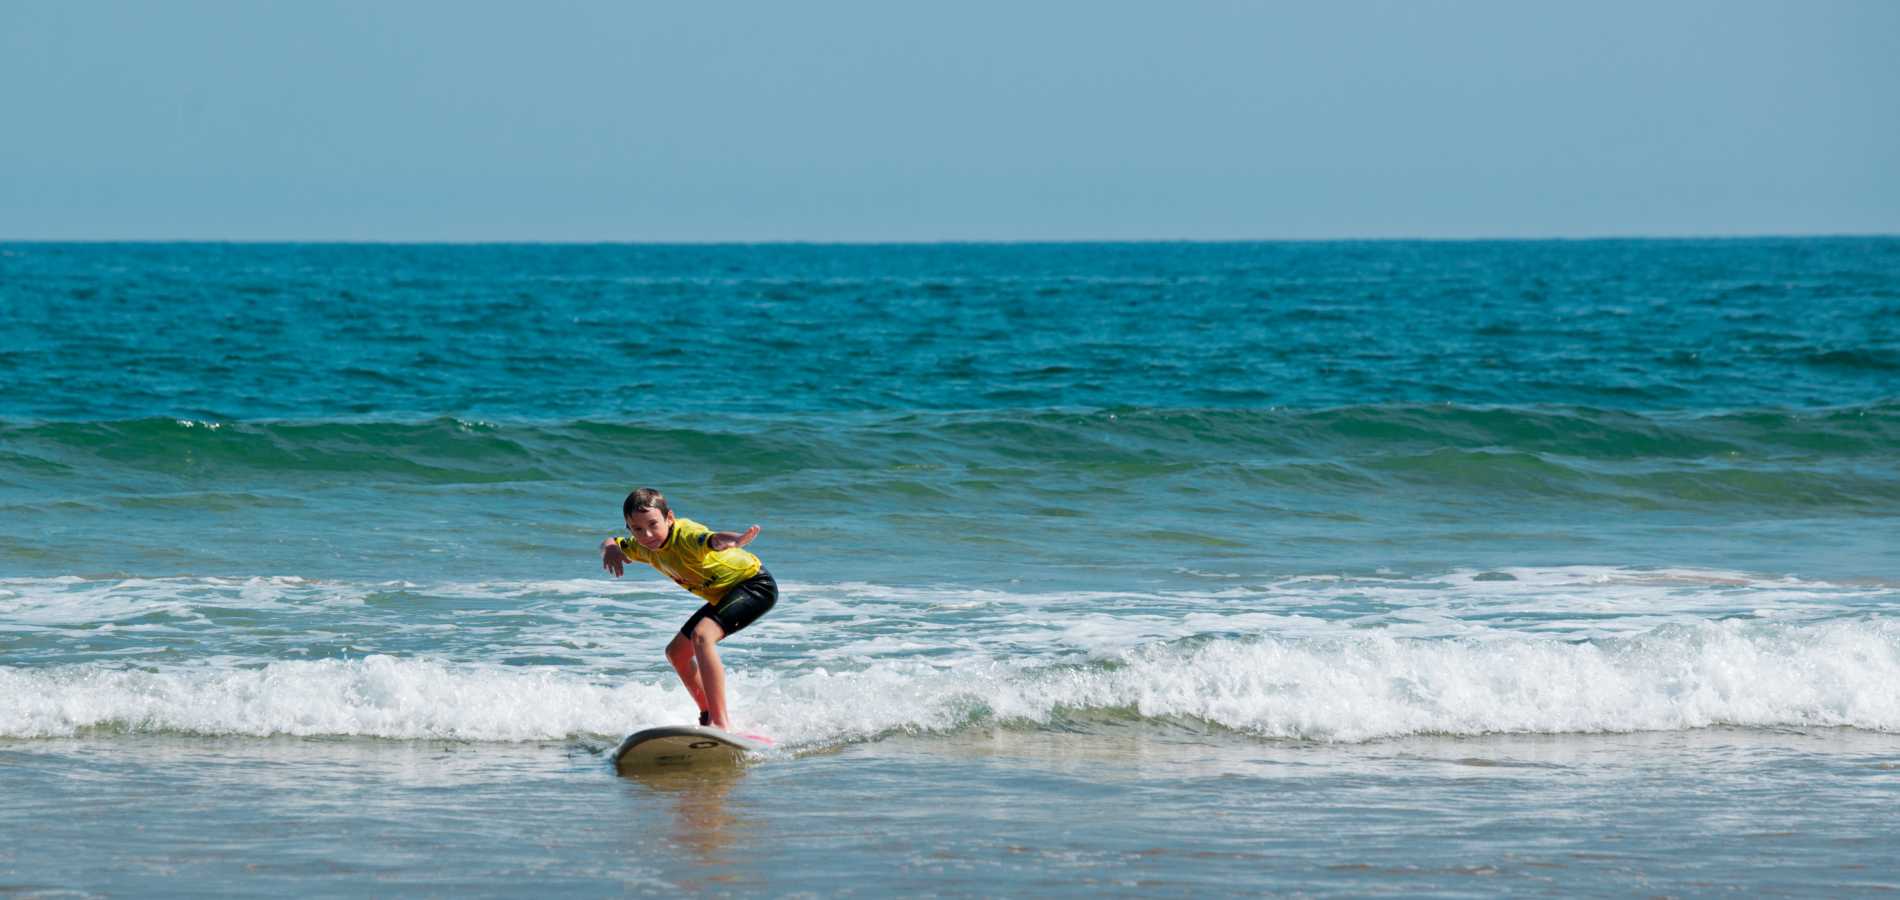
[2,239,1897,894]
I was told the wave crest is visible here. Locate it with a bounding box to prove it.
[5,619,1895,744]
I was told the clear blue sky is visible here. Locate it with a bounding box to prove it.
[2,1,1895,241]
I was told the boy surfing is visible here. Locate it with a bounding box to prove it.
[600,488,778,731]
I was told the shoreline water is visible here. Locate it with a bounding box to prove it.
[5,726,1896,895]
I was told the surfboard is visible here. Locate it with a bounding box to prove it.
[613,725,773,772]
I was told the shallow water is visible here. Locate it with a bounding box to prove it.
[5,727,1895,896]
[2,240,1897,894]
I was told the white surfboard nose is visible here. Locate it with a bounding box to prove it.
[613,725,772,772]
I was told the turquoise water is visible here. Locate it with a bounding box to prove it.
[2,240,1898,894]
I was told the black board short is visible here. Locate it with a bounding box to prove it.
[679,569,778,639]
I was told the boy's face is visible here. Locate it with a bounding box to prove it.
[625,507,674,549]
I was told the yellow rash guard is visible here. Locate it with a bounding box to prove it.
[616,517,762,604]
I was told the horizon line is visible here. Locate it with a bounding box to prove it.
[4,231,1898,247]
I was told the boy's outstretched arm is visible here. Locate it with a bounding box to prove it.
[706,525,760,552]
[601,538,631,576]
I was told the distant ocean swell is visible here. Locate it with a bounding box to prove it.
[4,403,1895,509]
[4,620,1895,744]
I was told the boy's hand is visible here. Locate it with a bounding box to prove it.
[601,538,630,577]
[707,525,760,551]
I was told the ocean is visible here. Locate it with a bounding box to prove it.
[2,239,1897,895]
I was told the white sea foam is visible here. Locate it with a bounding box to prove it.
[1024,619,1900,741]
[4,567,1896,678]
[0,656,682,742]
[3,618,1894,744]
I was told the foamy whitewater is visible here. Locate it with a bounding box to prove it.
[4,241,1898,894]
[6,569,1897,746]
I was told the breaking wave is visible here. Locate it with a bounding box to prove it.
[5,618,1895,745]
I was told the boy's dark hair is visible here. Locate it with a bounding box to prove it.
[623,488,670,519]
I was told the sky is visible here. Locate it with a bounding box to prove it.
[1,0,1896,242]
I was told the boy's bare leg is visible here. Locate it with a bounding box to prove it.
[690,618,731,729]
[665,633,710,716]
